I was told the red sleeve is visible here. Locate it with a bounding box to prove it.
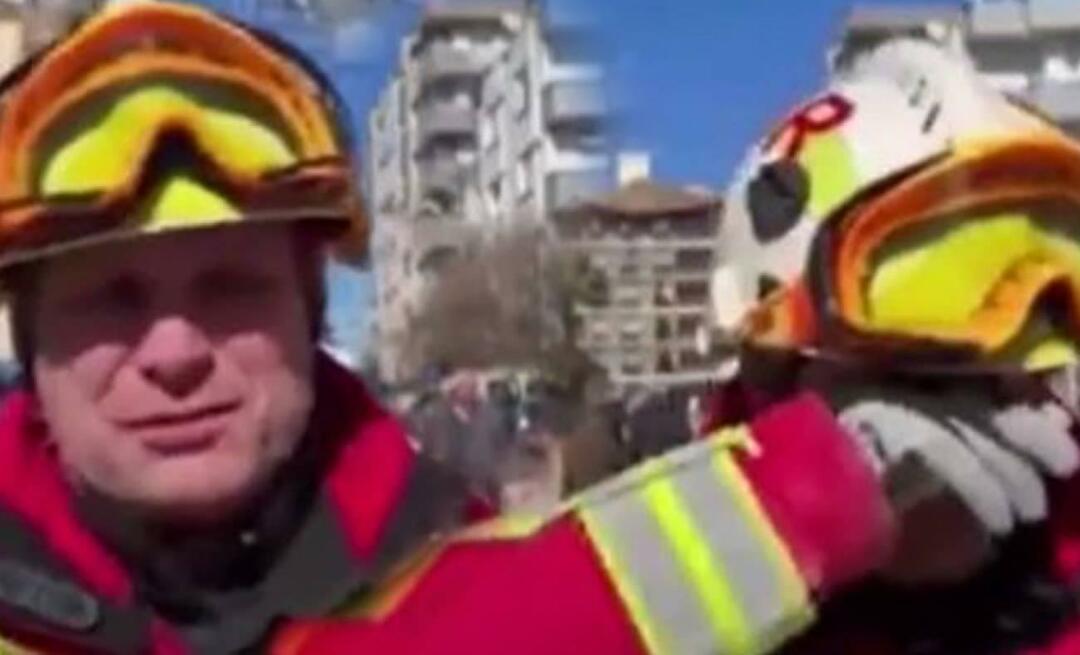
[738,392,894,595]
[273,517,647,655]
[274,393,891,655]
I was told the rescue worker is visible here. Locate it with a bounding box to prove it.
[705,37,1080,653]
[0,3,1049,654]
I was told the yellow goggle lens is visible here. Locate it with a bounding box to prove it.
[867,213,1038,329]
[39,82,297,197]
[864,210,1080,369]
[865,213,1080,326]
[137,172,243,231]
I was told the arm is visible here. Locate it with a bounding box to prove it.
[272,393,893,655]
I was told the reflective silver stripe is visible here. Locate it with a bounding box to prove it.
[712,448,814,651]
[577,435,811,655]
[0,635,32,655]
[582,478,719,655]
[677,447,810,650]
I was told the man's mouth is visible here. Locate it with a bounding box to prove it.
[121,401,242,454]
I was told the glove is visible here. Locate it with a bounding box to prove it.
[817,382,1080,538]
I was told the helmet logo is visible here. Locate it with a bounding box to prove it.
[766,93,854,159]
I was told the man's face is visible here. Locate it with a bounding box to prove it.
[32,225,315,525]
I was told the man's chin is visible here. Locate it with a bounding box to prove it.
[132,462,261,526]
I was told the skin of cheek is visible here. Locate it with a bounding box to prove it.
[34,308,314,522]
[35,341,130,481]
[220,328,315,470]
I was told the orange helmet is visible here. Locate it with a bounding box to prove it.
[0,0,367,271]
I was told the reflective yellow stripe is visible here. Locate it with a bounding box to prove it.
[578,505,674,655]
[712,440,815,650]
[641,472,755,654]
[0,635,34,655]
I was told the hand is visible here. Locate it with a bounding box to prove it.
[817,382,1079,584]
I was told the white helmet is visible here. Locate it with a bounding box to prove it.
[710,38,1080,374]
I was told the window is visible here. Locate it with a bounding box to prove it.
[676,280,710,304]
[677,317,699,336]
[676,248,714,270]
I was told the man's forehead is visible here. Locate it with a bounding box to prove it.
[40,225,292,284]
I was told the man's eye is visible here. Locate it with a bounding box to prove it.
[71,277,146,314]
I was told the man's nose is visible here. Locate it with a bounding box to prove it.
[134,316,215,399]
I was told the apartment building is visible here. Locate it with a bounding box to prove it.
[368,1,610,383]
[554,158,724,393]
[835,0,1080,135]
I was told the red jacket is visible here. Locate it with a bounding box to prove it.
[0,357,902,654]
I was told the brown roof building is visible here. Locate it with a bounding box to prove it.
[554,172,725,393]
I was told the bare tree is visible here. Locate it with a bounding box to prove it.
[400,226,634,504]
[403,226,601,393]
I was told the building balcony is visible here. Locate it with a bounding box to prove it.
[544,80,606,126]
[969,1,1028,38]
[1029,0,1080,31]
[547,170,609,211]
[1032,80,1080,126]
[844,4,961,34]
[417,157,468,197]
[418,43,486,82]
[547,62,603,84]
[573,304,707,319]
[550,149,609,174]
[561,236,717,254]
[576,335,702,354]
[416,103,476,145]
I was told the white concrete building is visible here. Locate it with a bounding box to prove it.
[835,0,1080,136]
[368,1,610,383]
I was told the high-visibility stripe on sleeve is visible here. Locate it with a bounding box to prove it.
[575,428,814,655]
[0,635,34,655]
[640,467,756,653]
[712,435,814,652]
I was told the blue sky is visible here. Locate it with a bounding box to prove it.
[199,0,961,362]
